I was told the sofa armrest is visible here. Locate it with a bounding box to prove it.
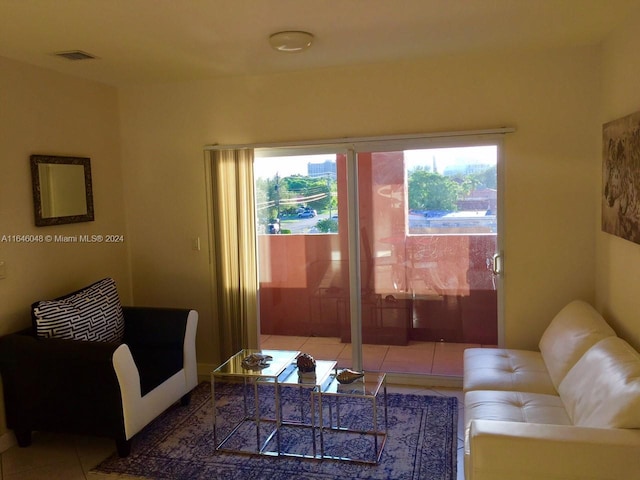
[122,307,197,395]
[467,420,640,480]
[0,333,125,439]
[113,310,198,439]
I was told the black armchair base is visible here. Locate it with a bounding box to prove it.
[0,305,198,458]
[116,438,132,458]
[14,429,32,448]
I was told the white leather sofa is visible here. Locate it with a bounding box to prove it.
[463,300,640,480]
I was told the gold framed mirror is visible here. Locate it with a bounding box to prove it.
[30,154,95,226]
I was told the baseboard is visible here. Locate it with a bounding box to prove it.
[197,362,219,383]
[0,430,16,454]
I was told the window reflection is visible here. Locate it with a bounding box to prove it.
[255,146,499,360]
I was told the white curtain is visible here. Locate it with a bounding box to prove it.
[208,148,258,360]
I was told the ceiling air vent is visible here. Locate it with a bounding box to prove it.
[54,50,97,61]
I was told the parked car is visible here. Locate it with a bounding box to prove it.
[298,210,316,218]
[266,218,280,234]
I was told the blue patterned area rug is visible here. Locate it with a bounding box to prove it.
[93,382,457,480]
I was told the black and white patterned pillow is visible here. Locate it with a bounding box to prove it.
[33,278,125,343]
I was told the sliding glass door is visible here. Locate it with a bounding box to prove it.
[254,138,502,377]
[352,144,500,374]
[254,151,348,338]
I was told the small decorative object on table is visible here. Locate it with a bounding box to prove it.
[296,353,316,372]
[296,353,317,381]
[241,353,273,370]
[336,368,365,384]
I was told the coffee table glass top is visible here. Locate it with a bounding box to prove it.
[213,349,299,378]
[322,371,386,396]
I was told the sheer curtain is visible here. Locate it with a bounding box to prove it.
[208,148,258,361]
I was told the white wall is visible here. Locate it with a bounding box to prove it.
[0,57,131,434]
[597,8,640,349]
[0,56,131,327]
[119,45,602,367]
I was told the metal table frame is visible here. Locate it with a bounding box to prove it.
[262,359,336,459]
[316,370,388,464]
[212,350,387,463]
[211,349,299,456]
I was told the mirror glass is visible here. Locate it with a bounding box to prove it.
[31,155,94,226]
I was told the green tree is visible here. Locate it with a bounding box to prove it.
[408,168,461,211]
[471,165,497,190]
[255,176,291,224]
[254,177,271,226]
[316,218,338,233]
[282,175,331,212]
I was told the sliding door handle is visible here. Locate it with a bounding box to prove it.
[492,253,503,276]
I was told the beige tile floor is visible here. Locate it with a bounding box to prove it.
[261,334,482,376]
[0,338,470,479]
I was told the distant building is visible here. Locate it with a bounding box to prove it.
[308,160,336,179]
[457,188,497,213]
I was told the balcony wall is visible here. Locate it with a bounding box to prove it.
[258,232,497,345]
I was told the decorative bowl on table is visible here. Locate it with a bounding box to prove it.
[241,353,272,370]
[336,368,365,384]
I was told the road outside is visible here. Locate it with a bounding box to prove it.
[278,212,334,234]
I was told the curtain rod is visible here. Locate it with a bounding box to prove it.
[204,127,516,151]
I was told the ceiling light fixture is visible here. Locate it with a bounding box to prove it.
[269,31,314,53]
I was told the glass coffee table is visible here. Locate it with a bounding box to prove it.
[316,370,388,463]
[261,358,336,458]
[211,349,336,458]
[211,349,300,455]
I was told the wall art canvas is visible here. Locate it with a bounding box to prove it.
[602,110,640,244]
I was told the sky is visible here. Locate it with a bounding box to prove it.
[253,146,497,180]
[405,146,497,174]
[253,154,333,179]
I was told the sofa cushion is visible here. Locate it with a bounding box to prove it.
[464,390,571,468]
[558,336,640,429]
[33,278,125,343]
[465,390,571,443]
[538,300,616,389]
[464,348,557,394]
